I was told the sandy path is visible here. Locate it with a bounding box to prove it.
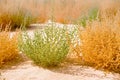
[0,60,120,80]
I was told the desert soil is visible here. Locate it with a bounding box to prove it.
[0,59,120,80]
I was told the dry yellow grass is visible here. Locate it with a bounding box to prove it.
[99,0,120,22]
[74,20,120,73]
[0,0,100,24]
[0,28,18,67]
[66,0,120,73]
[0,0,120,24]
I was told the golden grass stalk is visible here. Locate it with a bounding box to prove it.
[78,21,120,73]
[0,27,18,67]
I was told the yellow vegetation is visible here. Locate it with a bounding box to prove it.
[0,29,18,67]
[77,21,120,73]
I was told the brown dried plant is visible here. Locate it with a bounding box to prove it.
[78,21,120,73]
[99,0,120,22]
[0,27,18,67]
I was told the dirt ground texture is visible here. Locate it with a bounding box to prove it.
[0,59,120,80]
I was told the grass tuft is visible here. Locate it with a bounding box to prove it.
[0,28,18,67]
[77,21,120,73]
[0,8,35,30]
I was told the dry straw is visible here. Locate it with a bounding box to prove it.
[0,27,18,67]
[78,20,120,73]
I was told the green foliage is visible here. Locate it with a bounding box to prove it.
[76,7,98,27]
[18,26,69,67]
[88,7,98,21]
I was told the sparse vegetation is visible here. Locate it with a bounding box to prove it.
[0,0,120,78]
[75,7,99,27]
[0,0,99,24]
[0,9,35,30]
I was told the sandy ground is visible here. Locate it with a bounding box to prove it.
[0,59,120,80]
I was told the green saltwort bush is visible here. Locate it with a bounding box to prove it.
[18,26,69,67]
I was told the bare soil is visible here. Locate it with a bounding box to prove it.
[0,57,120,80]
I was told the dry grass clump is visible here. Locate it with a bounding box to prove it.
[1,0,120,24]
[0,0,99,24]
[78,21,120,73]
[114,11,120,27]
[21,0,50,23]
[99,0,120,21]
[53,0,97,24]
[99,0,120,28]
[69,1,120,72]
[0,28,18,67]
[0,9,34,30]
